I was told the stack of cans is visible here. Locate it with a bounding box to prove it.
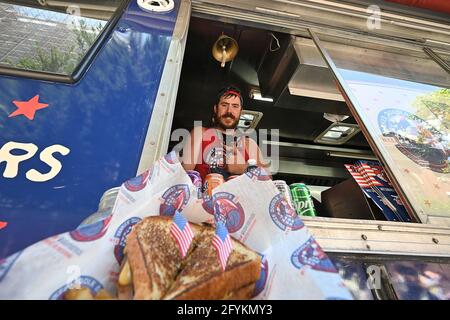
[289,183,316,217]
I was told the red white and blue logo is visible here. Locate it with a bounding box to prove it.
[201,192,215,215]
[69,215,112,242]
[245,167,272,181]
[291,237,337,273]
[0,251,22,282]
[159,184,190,217]
[49,276,104,300]
[269,194,304,231]
[124,169,152,192]
[113,217,142,264]
[212,192,245,234]
[253,253,269,297]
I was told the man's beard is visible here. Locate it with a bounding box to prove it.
[214,112,240,130]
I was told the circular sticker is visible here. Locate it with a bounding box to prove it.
[69,215,112,242]
[269,194,304,231]
[159,184,190,217]
[212,192,245,233]
[113,217,142,264]
[291,237,337,273]
[202,192,215,215]
[124,169,152,192]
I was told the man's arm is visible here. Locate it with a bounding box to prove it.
[247,138,271,174]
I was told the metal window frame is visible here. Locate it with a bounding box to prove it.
[191,0,450,52]
[142,0,450,254]
[308,28,450,225]
[0,0,130,84]
[136,0,191,175]
[423,47,450,74]
[303,216,450,257]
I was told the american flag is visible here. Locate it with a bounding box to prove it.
[170,211,194,258]
[212,221,233,271]
[346,161,402,221]
[345,164,371,188]
[354,162,383,187]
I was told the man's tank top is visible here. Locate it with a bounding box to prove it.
[194,128,249,181]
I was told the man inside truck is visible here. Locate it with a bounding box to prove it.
[181,85,269,180]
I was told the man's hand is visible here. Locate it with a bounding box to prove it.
[224,143,247,174]
[224,137,271,175]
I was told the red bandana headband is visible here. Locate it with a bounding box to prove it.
[224,90,241,98]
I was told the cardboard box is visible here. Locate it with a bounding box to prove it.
[320,178,386,220]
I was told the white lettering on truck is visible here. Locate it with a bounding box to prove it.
[0,141,70,182]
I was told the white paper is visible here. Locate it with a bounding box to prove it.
[0,152,352,300]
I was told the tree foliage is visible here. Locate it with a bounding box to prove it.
[14,19,103,74]
[413,88,450,132]
[16,47,76,74]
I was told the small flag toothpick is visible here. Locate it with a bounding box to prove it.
[170,211,194,258]
[212,221,233,271]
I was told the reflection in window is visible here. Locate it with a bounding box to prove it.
[316,34,450,221]
[329,256,374,300]
[0,1,122,75]
[386,261,450,300]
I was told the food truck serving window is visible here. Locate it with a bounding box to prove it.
[311,31,450,223]
[0,0,125,77]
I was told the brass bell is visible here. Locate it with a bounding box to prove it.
[212,34,239,67]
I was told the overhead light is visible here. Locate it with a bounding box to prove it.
[249,89,273,102]
[314,122,361,145]
[237,110,263,131]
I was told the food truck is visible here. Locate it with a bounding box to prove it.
[0,0,449,299]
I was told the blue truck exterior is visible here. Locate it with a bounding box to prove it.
[0,0,180,258]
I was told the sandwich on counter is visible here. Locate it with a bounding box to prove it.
[117,216,261,300]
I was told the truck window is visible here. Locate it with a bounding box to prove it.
[0,0,124,77]
[313,33,450,223]
[168,18,384,218]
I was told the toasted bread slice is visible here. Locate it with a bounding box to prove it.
[163,226,261,300]
[126,216,202,299]
[224,283,257,300]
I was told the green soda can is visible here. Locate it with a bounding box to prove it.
[289,183,316,217]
